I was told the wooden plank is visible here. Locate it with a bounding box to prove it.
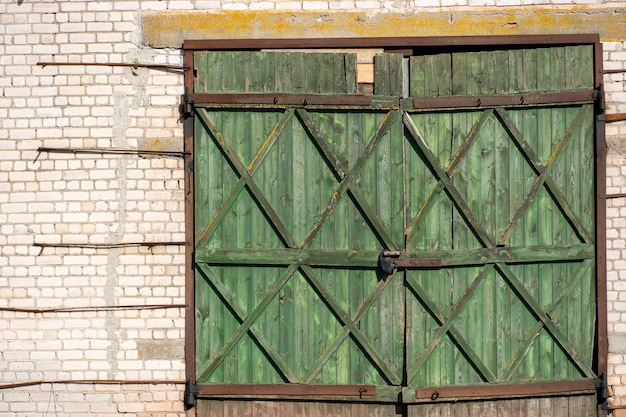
[278,401,295,417]
[436,54,453,96]
[374,53,404,97]
[539,396,553,415]
[253,51,271,93]
[522,48,539,93]
[194,51,208,93]
[345,54,358,94]
[223,399,238,417]
[538,106,556,380]
[409,55,426,97]
[553,396,569,417]
[566,45,594,90]
[373,54,391,96]
[234,107,253,382]
[452,50,468,96]
[196,399,224,417]
[494,49,509,94]
[459,55,492,380]
[305,53,322,93]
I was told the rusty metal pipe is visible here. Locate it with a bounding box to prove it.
[38,61,190,71]
[35,147,187,161]
[0,380,185,390]
[0,304,186,314]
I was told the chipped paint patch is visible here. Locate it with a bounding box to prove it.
[142,5,625,48]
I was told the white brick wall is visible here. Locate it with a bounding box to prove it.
[1,0,187,414]
[0,0,625,415]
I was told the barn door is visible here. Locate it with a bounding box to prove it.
[190,43,601,414]
[401,47,598,409]
[193,51,405,403]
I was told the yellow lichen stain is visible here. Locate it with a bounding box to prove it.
[143,5,625,48]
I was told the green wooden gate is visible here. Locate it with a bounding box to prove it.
[190,42,601,406]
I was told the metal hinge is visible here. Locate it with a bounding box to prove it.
[184,378,199,410]
[180,89,195,119]
[597,373,608,408]
[594,84,605,122]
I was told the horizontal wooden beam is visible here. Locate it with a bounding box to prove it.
[413,379,597,402]
[409,90,596,110]
[195,244,594,268]
[198,383,375,397]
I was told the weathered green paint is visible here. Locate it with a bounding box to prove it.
[194,45,597,401]
[195,51,404,388]
[194,51,358,95]
[402,45,596,394]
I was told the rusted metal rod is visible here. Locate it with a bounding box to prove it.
[606,113,626,123]
[34,147,187,162]
[0,379,186,390]
[604,69,626,74]
[35,242,186,249]
[38,61,190,71]
[607,193,626,199]
[34,242,186,255]
[0,304,186,314]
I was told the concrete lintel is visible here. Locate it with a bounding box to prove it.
[142,5,625,49]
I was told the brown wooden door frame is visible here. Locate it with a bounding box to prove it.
[182,34,606,408]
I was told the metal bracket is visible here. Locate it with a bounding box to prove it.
[378,250,443,276]
[594,84,605,122]
[597,373,608,409]
[181,90,195,119]
[184,378,199,410]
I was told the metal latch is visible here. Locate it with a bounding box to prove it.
[378,250,442,275]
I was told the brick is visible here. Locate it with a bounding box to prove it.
[59,22,87,32]
[303,1,329,8]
